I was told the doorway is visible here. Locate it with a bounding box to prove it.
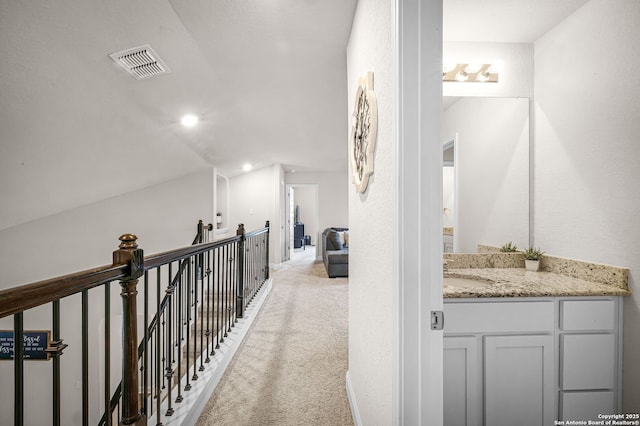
[284,184,319,263]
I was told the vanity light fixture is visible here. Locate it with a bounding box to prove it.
[443,62,502,83]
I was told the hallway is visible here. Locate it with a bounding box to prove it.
[196,251,353,425]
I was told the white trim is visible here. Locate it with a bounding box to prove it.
[148,279,273,426]
[395,0,443,424]
[346,370,363,426]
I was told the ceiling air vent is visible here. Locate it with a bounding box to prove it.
[109,44,170,80]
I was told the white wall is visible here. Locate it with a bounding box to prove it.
[0,169,214,287]
[285,171,349,252]
[443,42,533,99]
[228,164,284,265]
[0,169,215,425]
[443,97,530,252]
[346,0,394,423]
[533,0,640,411]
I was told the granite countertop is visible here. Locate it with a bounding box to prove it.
[444,268,631,298]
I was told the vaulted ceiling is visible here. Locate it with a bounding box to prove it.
[0,0,589,231]
[0,0,357,230]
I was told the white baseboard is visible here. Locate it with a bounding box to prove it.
[271,262,283,270]
[346,370,363,426]
[148,279,272,426]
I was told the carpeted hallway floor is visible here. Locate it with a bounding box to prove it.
[196,249,353,426]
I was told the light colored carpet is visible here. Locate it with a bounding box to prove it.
[196,256,353,426]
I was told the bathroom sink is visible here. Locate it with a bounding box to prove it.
[443,276,494,288]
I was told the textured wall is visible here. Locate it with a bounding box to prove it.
[533,0,640,411]
[346,0,394,423]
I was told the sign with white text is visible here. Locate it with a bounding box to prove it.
[0,330,51,360]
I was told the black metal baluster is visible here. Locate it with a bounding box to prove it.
[265,223,271,289]
[199,250,206,371]
[155,268,162,425]
[82,290,89,426]
[14,312,24,426]
[221,245,227,341]
[206,247,213,360]
[224,244,230,336]
[215,247,221,349]
[234,242,238,325]
[176,265,183,404]
[103,286,111,426]
[143,271,149,419]
[246,237,251,307]
[165,264,175,416]
[224,247,236,336]
[184,258,192,391]
[249,237,254,307]
[148,329,154,420]
[192,253,199,382]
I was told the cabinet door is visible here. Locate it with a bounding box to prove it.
[444,337,480,426]
[484,335,554,426]
[561,333,616,390]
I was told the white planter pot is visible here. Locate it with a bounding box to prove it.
[525,259,540,271]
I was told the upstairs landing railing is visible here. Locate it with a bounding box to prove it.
[0,220,270,426]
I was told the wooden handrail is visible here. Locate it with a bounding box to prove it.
[0,264,128,319]
[144,234,241,270]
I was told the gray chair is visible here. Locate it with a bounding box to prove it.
[322,228,348,278]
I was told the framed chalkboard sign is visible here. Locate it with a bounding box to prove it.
[0,330,51,361]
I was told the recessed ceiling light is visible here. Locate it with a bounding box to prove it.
[181,114,199,127]
[242,163,252,172]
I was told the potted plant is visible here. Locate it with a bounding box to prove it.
[523,247,544,271]
[500,241,518,252]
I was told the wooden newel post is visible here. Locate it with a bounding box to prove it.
[236,224,246,318]
[113,234,147,426]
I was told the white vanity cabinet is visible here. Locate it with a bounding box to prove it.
[443,297,623,426]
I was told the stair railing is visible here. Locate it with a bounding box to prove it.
[0,220,270,426]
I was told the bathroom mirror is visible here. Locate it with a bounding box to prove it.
[443,96,530,253]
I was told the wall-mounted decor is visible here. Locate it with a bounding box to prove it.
[0,330,52,360]
[350,72,378,193]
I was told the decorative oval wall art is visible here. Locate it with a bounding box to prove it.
[350,72,378,193]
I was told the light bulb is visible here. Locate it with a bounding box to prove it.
[476,72,490,82]
[180,114,199,127]
[464,63,483,74]
[242,163,253,172]
[455,72,468,82]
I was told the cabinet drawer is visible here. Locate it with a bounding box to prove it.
[561,333,616,390]
[560,391,615,421]
[561,299,616,331]
[445,301,554,334]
